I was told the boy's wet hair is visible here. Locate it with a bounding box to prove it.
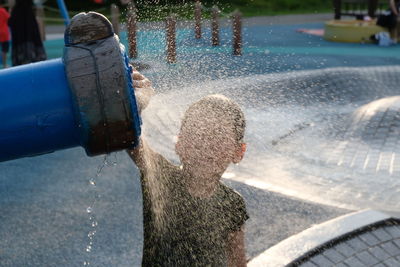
[181,94,246,143]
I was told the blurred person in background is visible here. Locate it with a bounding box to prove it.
[8,0,46,66]
[0,0,10,68]
[377,0,400,40]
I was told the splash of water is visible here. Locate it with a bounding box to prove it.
[140,66,400,211]
[83,154,118,266]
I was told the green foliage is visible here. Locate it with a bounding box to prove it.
[133,0,332,20]
[43,0,332,23]
[213,0,331,16]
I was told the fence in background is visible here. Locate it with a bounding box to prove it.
[8,0,243,63]
[126,0,243,63]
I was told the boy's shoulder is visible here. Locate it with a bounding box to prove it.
[216,182,249,226]
[218,182,246,204]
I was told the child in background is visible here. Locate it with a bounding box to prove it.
[389,0,400,40]
[377,0,400,40]
[8,0,47,66]
[0,0,10,68]
[128,69,249,266]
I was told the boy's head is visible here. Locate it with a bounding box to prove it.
[176,94,246,177]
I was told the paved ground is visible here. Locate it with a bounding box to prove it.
[249,210,400,266]
[300,221,400,267]
[0,148,346,266]
[1,12,400,266]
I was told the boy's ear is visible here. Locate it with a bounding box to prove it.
[233,143,246,164]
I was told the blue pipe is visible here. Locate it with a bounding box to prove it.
[0,59,80,162]
[0,12,141,162]
[56,0,70,26]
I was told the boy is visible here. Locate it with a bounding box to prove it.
[128,69,249,266]
[0,0,10,68]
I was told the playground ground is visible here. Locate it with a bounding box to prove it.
[38,13,400,92]
[1,13,400,266]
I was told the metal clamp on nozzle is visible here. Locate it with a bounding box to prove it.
[64,12,141,156]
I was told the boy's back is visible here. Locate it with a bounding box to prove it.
[128,71,249,266]
[138,152,248,266]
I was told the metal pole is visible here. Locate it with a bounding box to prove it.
[211,6,220,46]
[333,0,341,20]
[127,2,138,58]
[232,10,242,56]
[194,0,202,39]
[111,4,120,36]
[35,3,46,41]
[166,14,177,63]
[368,0,378,18]
[56,0,70,25]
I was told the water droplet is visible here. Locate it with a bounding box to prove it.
[83,261,90,266]
[88,230,96,239]
[86,207,92,214]
[89,179,96,186]
[91,221,98,227]
[116,90,120,94]
[86,245,92,252]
